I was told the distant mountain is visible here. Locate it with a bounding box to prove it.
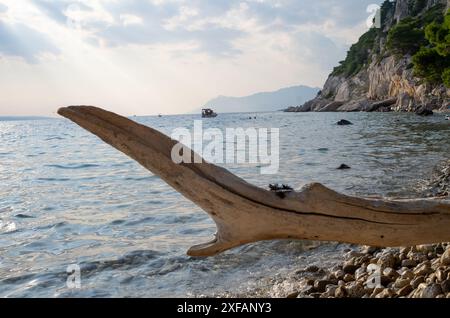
[201,85,320,113]
[0,116,53,121]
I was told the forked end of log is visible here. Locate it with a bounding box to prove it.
[57,106,450,257]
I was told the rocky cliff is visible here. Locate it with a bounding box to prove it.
[287,0,450,113]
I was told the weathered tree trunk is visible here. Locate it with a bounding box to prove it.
[58,106,450,257]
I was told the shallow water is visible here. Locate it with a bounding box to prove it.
[0,112,449,297]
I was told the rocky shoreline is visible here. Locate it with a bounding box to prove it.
[288,160,450,299]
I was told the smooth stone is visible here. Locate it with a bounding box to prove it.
[441,280,450,293]
[411,276,425,289]
[416,244,435,254]
[375,288,395,298]
[399,247,412,254]
[335,286,347,298]
[287,291,300,298]
[397,284,413,297]
[361,246,380,254]
[394,278,411,289]
[435,245,444,255]
[377,253,396,269]
[305,265,320,273]
[314,280,333,293]
[420,283,442,298]
[355,267,367,280]
[299,285,315,295]
[346,282,365,298]
[383,267,400,280]
[370,287,385,298]
[441,249,450,266]
[436,269,447,282]
[325,284,338,296]
[333,270,345,280]
[401,259,417,268]
[343,261,358,274]
[343,274,355,282]
[414,264,432,276]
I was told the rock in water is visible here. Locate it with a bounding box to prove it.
[415,106,433,116]
[337,119,353,125]
[337,164,351,170]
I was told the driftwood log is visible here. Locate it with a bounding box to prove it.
[58,106,450,257]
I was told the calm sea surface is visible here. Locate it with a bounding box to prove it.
[0,111,449,297]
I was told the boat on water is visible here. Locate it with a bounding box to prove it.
[202,108,218,118]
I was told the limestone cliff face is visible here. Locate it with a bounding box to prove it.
[288,0,449,113]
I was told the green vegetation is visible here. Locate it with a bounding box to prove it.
[386,17,427,54]
[386,3,445,55]
[412,9,450,87]
[331,1,449,87]
[410,0,427,16]
[331,0,397,78]
[442,68,450,87]
[332,28,378,77]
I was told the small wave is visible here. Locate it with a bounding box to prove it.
[0,273,36,285]
[15,214,35,219]
[37,177,71,182]
[124,176,155,181]
[144,255,189,276]
[124,216,156,226]
[35,221,67,231]
[45,164,100,170]
[110,219,126,225]
[0,207,13,213]
[45,136,65,141]
[177,228,209,235]
[78,250,164,277]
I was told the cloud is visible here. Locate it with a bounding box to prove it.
[31,0,73,24]
[0,0,387,117]
[26,0,379,58]
[0,20,59,63]
[0,3,7,13]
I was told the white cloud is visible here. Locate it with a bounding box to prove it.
[0,0,383,116]
[120,13,143,26]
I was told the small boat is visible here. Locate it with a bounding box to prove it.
[446,115,449,121]
[158,114,162,118]
[202,108,218,118]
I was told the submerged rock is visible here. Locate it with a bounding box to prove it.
[415,106,434,116]
[337,119,353,126]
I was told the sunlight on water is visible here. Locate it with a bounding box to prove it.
[0,112,449,297]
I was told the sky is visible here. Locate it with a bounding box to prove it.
[0,0,381,116]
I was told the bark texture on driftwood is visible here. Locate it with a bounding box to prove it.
[58,106,450,257]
